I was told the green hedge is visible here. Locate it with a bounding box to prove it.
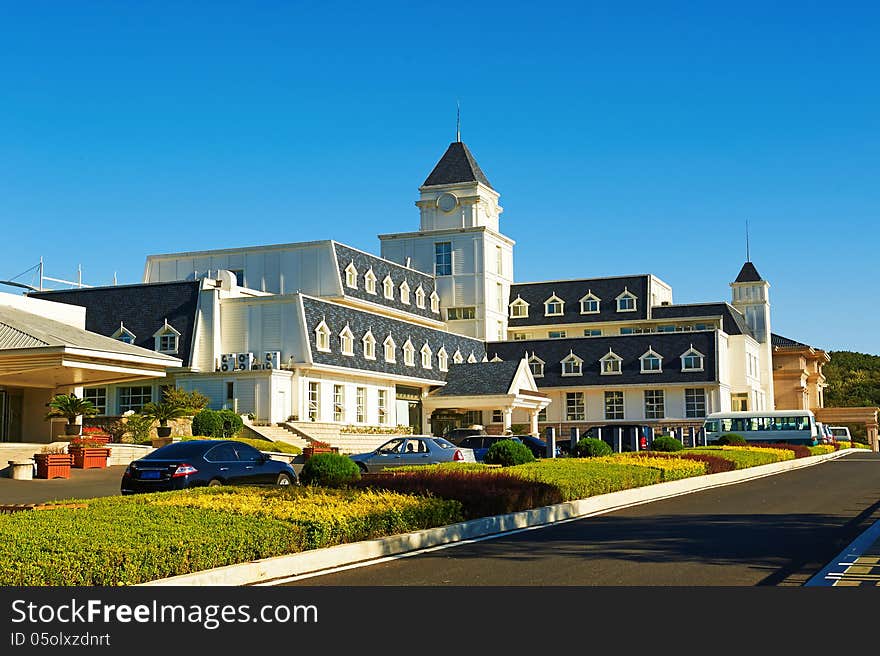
[485,439,535,466]
[301,453,361,487]
[0,487,461,585]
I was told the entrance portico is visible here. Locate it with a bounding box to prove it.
[423,359,550,436]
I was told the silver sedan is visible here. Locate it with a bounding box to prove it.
[349,436,476,473]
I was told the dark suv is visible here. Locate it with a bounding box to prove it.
[583,424,654,452]
[452,434,524,462]
[443,427,487,444]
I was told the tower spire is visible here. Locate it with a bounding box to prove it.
[456,100,460,143]
[746,220,751,262]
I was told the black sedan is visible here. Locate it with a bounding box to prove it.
[121,440,297,494]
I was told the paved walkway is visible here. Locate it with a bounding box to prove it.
[0,466,126,505]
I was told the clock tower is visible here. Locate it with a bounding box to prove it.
[379,140,514,341]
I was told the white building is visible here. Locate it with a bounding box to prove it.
[27,138,776,449]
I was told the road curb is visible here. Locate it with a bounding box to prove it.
[140,448,857,586]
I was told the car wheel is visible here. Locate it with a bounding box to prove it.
[208,478,223,487]
[276,473,293,486]
[356,462,368,474]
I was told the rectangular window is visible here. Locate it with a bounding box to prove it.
[118,386,152,414]
[644,390,665,419]
[82,388,107,415]
[604,391,624,420]
[333,385,345,423]
[565,392,585,421]
[496,282,504,313]
[158,334,177,352]
[620,327,634,335]
[513,333,527,341]
[492,409,504,423]
[435,242,452,276]
[229,269,245,287]
[308,382,320,421]
[447,307,476,321]
[226,382,234,402]
[584,329,602,337]
[538,407,547,422]
[496,245,503,275]
[548,330,566,339]
[497,321,505,341]
[377,389,388,425]
[685,388,706,418]
[356,387,367,423]
[657,325,675,333]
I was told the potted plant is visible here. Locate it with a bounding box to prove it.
[142,401,190,441]
[302,440,337,460]
[34,446,73,479]
[68,438,111,469]
[44,394,98,437]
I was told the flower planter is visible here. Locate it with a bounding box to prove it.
[302,444,339,460]
[70,447,110,469]
[34,453,73,479]
[64,423,82,436]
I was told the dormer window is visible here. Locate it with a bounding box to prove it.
[467,352,478,363]
[580,292,601,314]
[430,291,440,313]
[640,348,663,373]
[339,325,354,356]
[420,343,432,369]
[415,285,425,309]
[363,330,376,360]
[561,352,583,376]
[403,339,415,367]
[152,319,181,354]
[383,335,396,363]
[616,289,637,312]
[490,354,503,363]
[509,297,529,318]
[438,347,448,372]
[364,268,377,295]
[400,280,410,305]
[112,322,136,345]
[544,294,564,317]
[315,321,331,352]
[681,346,705,372]
[528,354,545,378]
[383,275,394,300]
[452,349,463,364]
[344,262,358,289]
[600,350,623,375]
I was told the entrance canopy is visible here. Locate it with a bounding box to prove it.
[424,359,550,434]
[0,305,181,389]
[813,406,879,452]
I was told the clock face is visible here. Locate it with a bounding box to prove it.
[437,193,457,212]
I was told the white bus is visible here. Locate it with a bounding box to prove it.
[703,410,818,446]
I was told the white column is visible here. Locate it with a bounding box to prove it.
[503,408,513,432]
[529,410,539,436]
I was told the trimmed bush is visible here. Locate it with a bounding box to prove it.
[651,435,684,452]
[191,409,224,438]
[685,446,788,469]
[606,453,705,480]
[301,452,361,487]
[809,445,837,456]
[575,437,612,458]
[485,439,535,466]
[753,442,811,459]
[217,409,244,437]
[717,433,747,446]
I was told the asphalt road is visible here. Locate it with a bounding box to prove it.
[0,465,127,505]
[281,450,880,586]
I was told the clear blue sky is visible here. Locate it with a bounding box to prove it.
[1,2,877,354]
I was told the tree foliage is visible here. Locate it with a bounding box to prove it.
[825,351,880,408]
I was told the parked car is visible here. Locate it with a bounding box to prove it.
[828,426,852,442]
[443,426,487,444]
[582,424,654,452]
[349,436,476,473]
[121,440,297,494]
[455,435,529,462]
[517,434,565,458]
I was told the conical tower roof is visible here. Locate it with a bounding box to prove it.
[422,141,493,189]
[734,261,763,283]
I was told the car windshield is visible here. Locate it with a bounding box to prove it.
[431,438,456,449]
[142,442,210,459]
[377,438,406,453]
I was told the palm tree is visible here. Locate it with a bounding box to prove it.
[45,394,99,436]
[141,401,191,437]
